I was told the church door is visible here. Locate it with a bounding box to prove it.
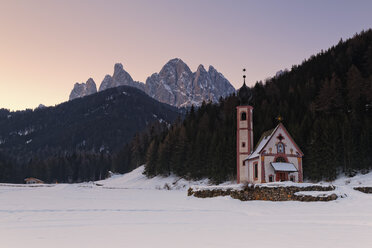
[276,172,287,182]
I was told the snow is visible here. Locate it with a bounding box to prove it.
[17,127,35,136]
[0,167,372,248]
[271,162,298,172]
[96,166,209,190]
[162,82,173,95]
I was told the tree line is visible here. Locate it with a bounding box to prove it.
[138,30,372,182]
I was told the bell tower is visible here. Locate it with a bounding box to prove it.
[236,69,253,183]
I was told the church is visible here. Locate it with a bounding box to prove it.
[236,78,304,184]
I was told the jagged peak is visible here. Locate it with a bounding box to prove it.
[166,58,185,65]
[86,78,95,85]
[208,65,217,73]
[103,74,112,80]
[196,64,206,72]
[114,63,124,72]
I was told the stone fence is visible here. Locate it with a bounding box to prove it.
[354,187,372,194]
[188,184,338,202]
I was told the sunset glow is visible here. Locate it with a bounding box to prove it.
[0,0,371,110]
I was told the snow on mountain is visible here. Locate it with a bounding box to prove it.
[36,104,46,109]
[68,59,236,107]
[69,78,97,100]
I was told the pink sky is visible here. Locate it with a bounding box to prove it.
[0,0,371,110]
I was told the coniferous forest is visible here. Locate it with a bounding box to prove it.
[139,30,372,183]
[0,30,371,183]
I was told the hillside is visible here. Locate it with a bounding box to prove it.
[0,86,180,183]
[125,30,372,183]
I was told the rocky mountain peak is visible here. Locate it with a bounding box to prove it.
[69,58,236,107]
[69,78,97,100]
[196,64,206,72]
[99,63,144,92]
[114,63,123,72]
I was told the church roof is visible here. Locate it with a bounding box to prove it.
[244,126,278,160]
[271,162,298,172]
[244,123,304,161]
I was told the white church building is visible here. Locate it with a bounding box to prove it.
[236,79,304,184]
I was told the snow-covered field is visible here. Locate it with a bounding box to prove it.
[1,167,372,248]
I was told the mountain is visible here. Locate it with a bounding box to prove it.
[98,63,146,92]
[146,59,236,107]
[69,78,97,100]
[0,86,180,158]
[68,59,236,107]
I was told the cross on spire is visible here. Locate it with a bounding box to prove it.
[276,115,283,122]
[243,68,246,84]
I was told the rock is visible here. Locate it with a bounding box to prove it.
[69,59,236,107]
[145,59,236,107]
[354,187,372,194]
[69,78,97,100]
[189,184,339,202]
[99,64,146,92]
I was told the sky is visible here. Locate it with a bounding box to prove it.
[0,0,371,111]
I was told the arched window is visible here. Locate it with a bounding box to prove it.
[275,156,286,162]
[277,143,284,153]
[241,111,247,121]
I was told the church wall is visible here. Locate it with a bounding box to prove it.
[245,159,260,183]
[239,129,249,154]
[264,125,300,156]
[263,155,275,182]
[239,154,249,182]
[262,155,300,182]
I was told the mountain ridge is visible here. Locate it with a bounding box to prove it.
[69,58,236,107]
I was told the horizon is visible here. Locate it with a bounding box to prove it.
[0,0,371,111]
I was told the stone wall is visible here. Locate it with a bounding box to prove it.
[354,187,372,194]
[188,184,338,202]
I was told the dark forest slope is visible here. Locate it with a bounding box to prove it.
[134,30,372,183]
[0,86,180,183]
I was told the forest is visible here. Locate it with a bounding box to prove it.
[135,30,372,183]
[0,30,371,183]
[0,86,179,183]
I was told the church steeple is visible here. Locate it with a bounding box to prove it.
[238,69,252,105]
[236,68,254,183]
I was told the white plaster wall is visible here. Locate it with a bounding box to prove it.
[239,154,249,182]
[263,155,276,182]
[263,155,300,182]
[239,129,248,154]
[287,157,300,182]
[246,159,260,183]
[264,125,300,156]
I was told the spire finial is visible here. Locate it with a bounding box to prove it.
[276,115,283,123]
[243,68,246,84]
